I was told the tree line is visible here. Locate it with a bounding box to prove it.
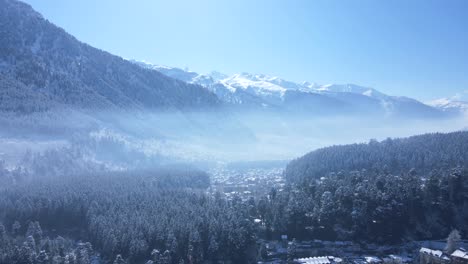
[1,131,468,263]
[285,131,468,183]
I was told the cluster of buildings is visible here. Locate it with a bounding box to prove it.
[258,238,468,264]
[209,163,285,200]
[296,256,343,264]
[259,238,415,264]
[293,253,413,264]
[292,247,468,264]
[419,247,468,264]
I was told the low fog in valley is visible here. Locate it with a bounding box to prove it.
[1,110,467,168]
[1,0,468,263]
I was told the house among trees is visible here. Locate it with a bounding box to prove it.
[419,229,466,264]
[451,249,468,264]
[419,248,451,264]
[364,256,383,264]
[419,247,450,264]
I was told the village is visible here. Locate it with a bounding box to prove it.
[207,163,468,264]
[208,162,286,200]
[257,236,468,264]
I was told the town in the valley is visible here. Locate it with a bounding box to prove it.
[210,164,468,264]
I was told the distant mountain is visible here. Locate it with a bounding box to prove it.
[133,61,449,119]
[0,0,219,113]
[428,98,468,115]
[0,0,456,122]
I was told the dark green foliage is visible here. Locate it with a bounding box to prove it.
[265,167,468,242]
[285,131,468,182]
[1,128,468,263]
[0,171,257,263]
[271,131,468,243]
[0,227,93,264]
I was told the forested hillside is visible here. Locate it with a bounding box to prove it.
[262,166,468,243]
[0,156,257,263]
[285,131,468,183]
[267,131,468,244]
[0,0,219,112]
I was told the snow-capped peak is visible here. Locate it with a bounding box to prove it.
[220,73,289,94]
[132,60,397,102]
[207,71,228,82]
[427,98,468,113]
[315,83,386,99]
[302,81,319,89]
[129,60,390,99]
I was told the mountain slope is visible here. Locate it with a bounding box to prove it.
[0,0,219,113]
[134,61,449,119]
[284,131,468,183]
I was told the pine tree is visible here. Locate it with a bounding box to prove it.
[258,243,268,261]
[25,235,36,253]
[26,221,43,243]
[19,239,37,264]
[12,221,21,236]
[113,254,126,264]
[0,223,5,245]
[287,238,297,263]
[151,249,161,263]
[76,243,90,264]
[36,250,49,264]
[166,231,178,256]
[64,253,77,264]
[208,235,219,258]
[162,250,172,264]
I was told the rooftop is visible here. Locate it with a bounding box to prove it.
[451,249,468,260]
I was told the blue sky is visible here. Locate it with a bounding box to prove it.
[24,0,468,101]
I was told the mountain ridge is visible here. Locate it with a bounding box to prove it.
[0,0,462,122]
[427,97,468,115]
[132,60,451,119]
[0,0,220,113]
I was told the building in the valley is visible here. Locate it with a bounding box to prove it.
[349,258,367,264]
[451,249,468,264]
[383,255,413,264]
[419,248,451,264]
[296,256,342,264]
[364,256,383,264]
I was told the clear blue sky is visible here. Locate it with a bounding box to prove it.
[23,0,468,101]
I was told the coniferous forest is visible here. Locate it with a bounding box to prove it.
[1,131,468,263]
[2,0,468,263]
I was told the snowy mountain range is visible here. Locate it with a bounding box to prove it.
[427,98,468,115]
[132,61,464,119]
[0,0,466,123]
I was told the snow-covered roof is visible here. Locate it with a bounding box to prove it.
[387,255,413,263]
[420,247,444,258]
[296,256,333,264]
[451,249,468,259]
[364,256,382,263]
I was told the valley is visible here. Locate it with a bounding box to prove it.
[0,0,468,264]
